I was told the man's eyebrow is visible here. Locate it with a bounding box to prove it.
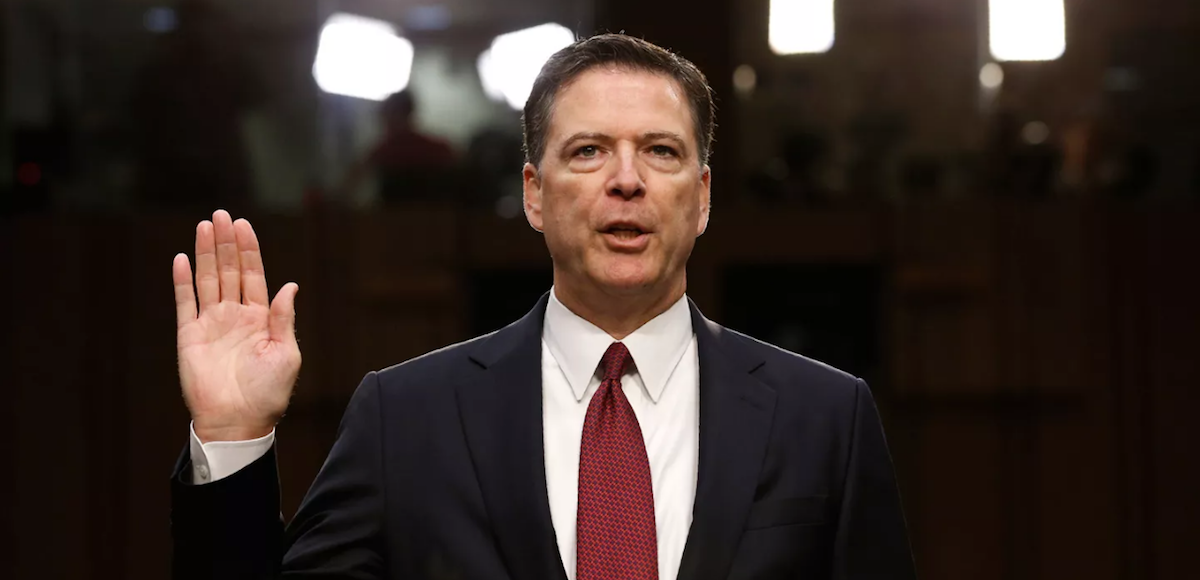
[557,130,692,155]
[561,132,612,148]
[642,131,689,152]
[642,131,686,145]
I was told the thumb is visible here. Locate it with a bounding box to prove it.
[269,282,299,344]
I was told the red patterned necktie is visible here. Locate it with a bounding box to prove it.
[576,342,658,580]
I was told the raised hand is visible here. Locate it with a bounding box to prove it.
[173,210,301,443]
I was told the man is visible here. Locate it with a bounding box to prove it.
[338,89,459,203]
[170,34,916,579]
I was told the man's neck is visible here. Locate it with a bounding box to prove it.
[552,278,686,340]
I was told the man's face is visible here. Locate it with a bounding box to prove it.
[523,67,711,300]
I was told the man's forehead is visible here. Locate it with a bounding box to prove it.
[547,68,694,142]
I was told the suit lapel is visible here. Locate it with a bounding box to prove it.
[677,301,777,580]
[455,294,775,580]
[456,293,568,580]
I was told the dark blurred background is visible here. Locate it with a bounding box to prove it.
[2,0,1198,578]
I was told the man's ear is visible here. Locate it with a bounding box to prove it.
[523,162,544,232]
[697,164,711,236]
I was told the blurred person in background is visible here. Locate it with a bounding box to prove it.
[168,34,915,580]
[338,89,459,204]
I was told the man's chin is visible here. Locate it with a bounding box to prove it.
[558,255,672,298]
[591,269,662,297]
[598,279,656,296]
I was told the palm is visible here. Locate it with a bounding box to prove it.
[173,211,300,442]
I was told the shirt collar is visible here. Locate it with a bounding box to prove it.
[543,286,693,404]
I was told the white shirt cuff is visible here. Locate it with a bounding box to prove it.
[188,422,276,485]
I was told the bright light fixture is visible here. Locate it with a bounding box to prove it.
[769,0,835,55]
[477,23,575,110]
[313,13,414,101]
[477,49,504,103]
[989,0,1066,62]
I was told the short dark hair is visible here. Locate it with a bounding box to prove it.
[522,33,717,168]
[382,90,415,119]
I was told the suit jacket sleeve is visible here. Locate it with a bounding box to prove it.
[831,378,917,579]
[171,372,386,579]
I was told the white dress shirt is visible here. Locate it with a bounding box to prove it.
[190,287,701,580]
[542,289,699,580]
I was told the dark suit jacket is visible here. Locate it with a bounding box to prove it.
[171,294,916,579]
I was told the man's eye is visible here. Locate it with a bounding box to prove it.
[650,145,677,157]
[575,145,599,158]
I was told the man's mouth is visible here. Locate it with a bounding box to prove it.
[605,226,646,240]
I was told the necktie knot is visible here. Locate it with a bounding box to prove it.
[600,342,634,383]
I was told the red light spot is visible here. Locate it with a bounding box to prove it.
[17,162,42,187]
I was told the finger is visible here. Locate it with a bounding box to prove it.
[173,253,197,328]
[234,219,269,306]
[213,210,240,303]
[194,220,219,310]
[269,283,299,344]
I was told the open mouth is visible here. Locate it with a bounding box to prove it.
[600,224,651,250]
[604,226,646,240]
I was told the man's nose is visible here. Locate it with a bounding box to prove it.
[606,149,645,200]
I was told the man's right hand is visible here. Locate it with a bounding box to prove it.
[174,209,301,443]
